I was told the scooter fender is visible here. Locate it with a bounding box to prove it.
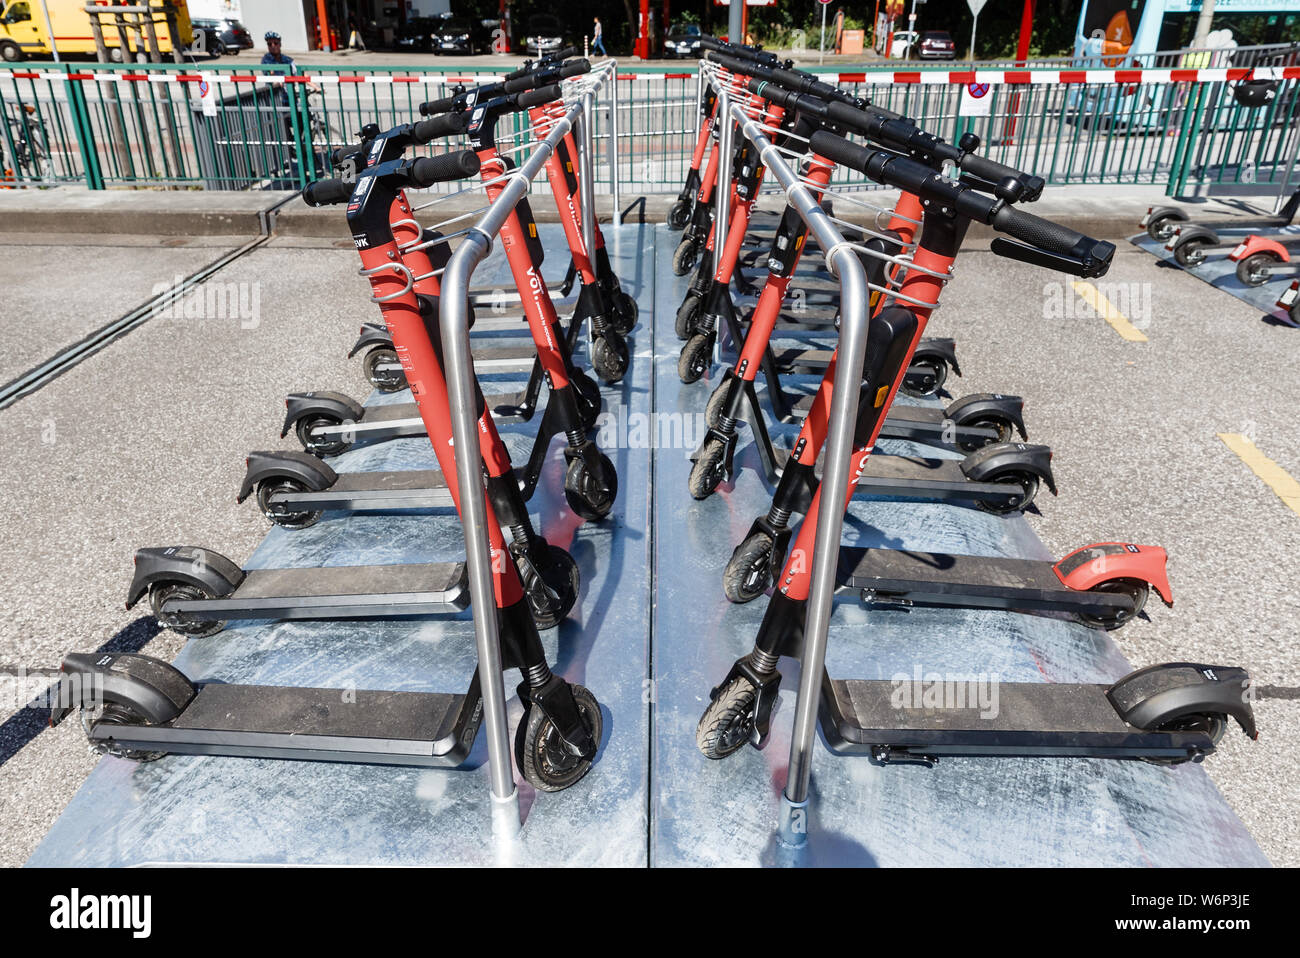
[280,391,365,438]
[1140,205,1187,229]
[125,546,244,611]
[346,323,393,358]
[1228,234,1290,263]
[1169,224,1220,252]
[50,652,196,728]
[912,337,961,377]
[236,451,339,504]
[960,442,1057,495]
[1052,542,1173,607]
[1107,663,1257,741]
[946,393,1027,440]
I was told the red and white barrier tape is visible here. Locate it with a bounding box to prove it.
[1,66,1296,86]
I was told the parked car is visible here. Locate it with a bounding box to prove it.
[664,23,702,59]
[395,17,438,52]
[215,17,253,52]
[190,18,226,56]
[524,14,564,55]
[432,15,490,55]
[889,30,917,58]
[917,30,956,60]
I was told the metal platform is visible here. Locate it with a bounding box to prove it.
[28,224,1265,867]
[1130,234,1298,328]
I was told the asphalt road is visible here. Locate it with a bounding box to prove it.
[0,227,1293,867]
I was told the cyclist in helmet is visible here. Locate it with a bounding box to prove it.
[261,31,295,66]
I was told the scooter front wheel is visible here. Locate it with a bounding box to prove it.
[515,544,580,630]
[610,289,638,334]
[572,370,603,431]
[517,684,602,791]
[696,676,758,760]
[591,332,629,385]
[723,531,775,604]
[667,200,691,230]
[677,333,712,384]
[688,437,728,500]
[675,293,702,340]
[565,451,618,520]
[672,238,700,276]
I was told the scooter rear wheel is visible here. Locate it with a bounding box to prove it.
[974,473,1039,515]
[1141,714,1227,765]
[1145,214,1180,243]
[517,684,602,791]
[902,358,948,397]
[362,346,406,393]
[1235,252,1277,287]
[295,415,352,457]
[955,415,1015,452]
[723,531,775,604]
[1077,578,1149,631]
[149,582,225,637]
[82,704,168,763]
[1174,237,1214,267]
[696,676,758,759]
[256,479,323,529]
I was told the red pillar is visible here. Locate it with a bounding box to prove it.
[636,0,650,58]
[1015,0,1035,64]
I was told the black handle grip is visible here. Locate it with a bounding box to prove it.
[808,128,870,171]
[559,59,591,79]
[302,177,354,207]
[516,84,563,109]
[407,150,482,188]
[412,111,468,144]
[502,57,590,94]
[707,50,766,77]
[552,45,580,61]
[991,205,1114,272]
[419,94,460,117]
[332,143,364,167]
[958,151,1043,202]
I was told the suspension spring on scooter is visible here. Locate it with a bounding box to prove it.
[565,427,587,448]
[509,523,533,547]
[717,413,738,435]
[748,648,779,675]
[766,505,792,529]
[525,662,554,689]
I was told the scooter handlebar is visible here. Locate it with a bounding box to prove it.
[302,177,354,207]
[502,57,590,93]
[990,205,1114,275]
[515,83,564,109]
[412,111,469,144]
[407,151,482,188]
[419,93,460,117]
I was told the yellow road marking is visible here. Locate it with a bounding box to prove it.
[1218,433,1300,518]
[1071,281,1149,342]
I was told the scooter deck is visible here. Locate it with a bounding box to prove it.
[166,562,470,619]
[822,677,1203,759]
[92,684,473,766]
[277,469,454,511]
[836,548,1126,616]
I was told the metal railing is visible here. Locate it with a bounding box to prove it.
[708,83,870,848]
[437,62,616,836]
[1,58,1297,198]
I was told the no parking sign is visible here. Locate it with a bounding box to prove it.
[194,76,217,117]
[959,81,991,117]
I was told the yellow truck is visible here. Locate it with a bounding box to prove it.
[0,0,193,62]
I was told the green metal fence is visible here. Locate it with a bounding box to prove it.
[1,60,1296,201]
